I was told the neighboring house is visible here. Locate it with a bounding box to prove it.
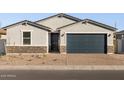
[2,13,117,54]
[0,29,6,39]
[116,30,124,53]
[0,29,6,54]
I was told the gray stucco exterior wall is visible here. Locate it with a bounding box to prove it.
[6,24,49,54]
[59,22,115,54]
[36,16,76,31]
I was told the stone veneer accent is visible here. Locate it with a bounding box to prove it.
[107,46,114,53]
[113,39,117,53]
[6,46,47,53]
[60,46,66,53]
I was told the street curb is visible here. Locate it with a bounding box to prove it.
[0,65,124,70]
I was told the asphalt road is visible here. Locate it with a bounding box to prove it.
[0,70,124,80]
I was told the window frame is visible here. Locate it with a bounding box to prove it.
[23,31,31,45]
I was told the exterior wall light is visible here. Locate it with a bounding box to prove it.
[113,35,116,38]
[108,34,111,37]
[61,33,64,37]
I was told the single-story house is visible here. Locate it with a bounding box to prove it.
[2,13,117,54]
[116,30,124,53]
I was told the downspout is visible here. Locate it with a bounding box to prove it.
[113,31,117,53]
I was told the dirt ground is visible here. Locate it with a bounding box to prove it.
[0,54,124,65]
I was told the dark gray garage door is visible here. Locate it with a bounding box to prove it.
[67,34,107,53]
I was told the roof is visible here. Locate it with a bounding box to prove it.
[35,13,82,23]
[0,29,6,35]
[58,19,117,31]
[2,20,51,32]
[116,30,124,34]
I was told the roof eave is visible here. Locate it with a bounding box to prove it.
[58,19,117,31]
[116,30,124,34]
[84,19,117,31]
[0,29,6,35]
[35,13,82,23]
[2,20,51,32]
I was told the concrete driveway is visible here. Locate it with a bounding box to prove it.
[66,54,124,65]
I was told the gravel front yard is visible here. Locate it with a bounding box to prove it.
[0,54,124,65]
[67,54,124,65]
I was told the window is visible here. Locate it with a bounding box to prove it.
[23,32,31,45]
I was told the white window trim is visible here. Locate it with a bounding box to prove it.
[21,30,33,46]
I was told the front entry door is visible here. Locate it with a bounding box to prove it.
[50,33,59,52]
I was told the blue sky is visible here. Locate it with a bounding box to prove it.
[0,13,124,31]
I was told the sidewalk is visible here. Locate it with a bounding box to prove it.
[1,65,124,70]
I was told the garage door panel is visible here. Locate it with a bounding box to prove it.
[67,49,105,53]
[67,34,107,53]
